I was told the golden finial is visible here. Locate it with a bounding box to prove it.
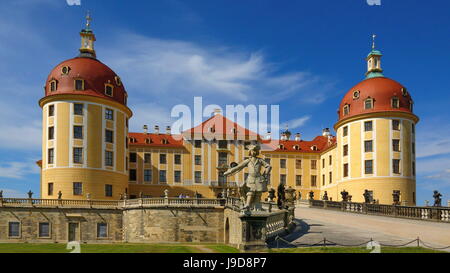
[85,10,92,30]
[372,34,376,50]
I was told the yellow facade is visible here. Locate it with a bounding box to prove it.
[40,95,131,200]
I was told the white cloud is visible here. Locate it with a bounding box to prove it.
[0,161,40,179]
[0,189,28,198]
[416,118,450,158]
[286,116,311,129]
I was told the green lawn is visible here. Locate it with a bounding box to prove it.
[0,243,445,253]
[267,247,447,253]
[0,243,240,253]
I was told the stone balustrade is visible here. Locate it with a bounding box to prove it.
[309,200,450,223]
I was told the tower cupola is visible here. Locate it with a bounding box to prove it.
[79,11,96,58]
[366,34,384,79]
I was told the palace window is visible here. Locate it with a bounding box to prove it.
[218,140,228,149]
[343,105,350,116]
[218,152,227,166]
[392,97,400,109]
[329,155,332,165]
[364,121,373,131]
[194,171,201,183]
[364,140,373,152]
[129,169,137,181]
[174,154,181,165]
[393,139,400,152]
[412,123,415,134]
[322,174,325,186]
[129,152,137,163]
[393,159,401,174]
[105,84,114,97]
[343,126,348,137]
[195,155,202,165]
[343,145,348,156]
[174,171,181,183]
[48,105,55,117]
[295,159,302,169]
[322,158,325,168]
[392,120,400,131]
[311,175,317,187]
[280,174,286,185]
[74,79,85,91]
[160,154,167,164]
[105,109,114,120]
[73,147,83,164]
[8,222,20,238]
[74,103,83,115]
[295,175,302,186]
[412,161,416,176]
[412,142,416,154]
[364,98,374,109]
[409,100,414,111]
[38,223,50,238]
[365,160,373,174]
[48,126,54,140]
[105,129,114,143]
[194,140,202,148]
[311,160,317,169]
[73,126,83,139]
[159,170,167,183]
[97,223,108,238]
[105,151,113,167]
[48,148,54,164]
[105,184,113,197]
[343,164,349,177]
[280,159,286,168]
[144,153,151,164]
[329,172,332,184]
[48,183,54,196]
[49,80,57,92]
[73,182,83,196]
[144,170,152,182]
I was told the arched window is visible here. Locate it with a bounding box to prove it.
[49,80,58,92]
[279,144,284,150]
[364,98,374,110]
[74,79,85,91]
[311,145,318,151]
[293,145,300,150]
[392,97,399,109]
[145,138,152,144]
[105,84,114,97]
[343,104,350,116]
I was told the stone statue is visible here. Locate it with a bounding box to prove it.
[285,186,296,208]
[139,192,144,199]
[164,189,169,198]
[223,144,272,211]
[340,190,349,202]
[392,190,400,206]
[57,191,62,200]
[86,193,91,200]
[363,189,371,204]
[322,191,329,201]
[298,191,302,200]
[268,188,275,202]
[309,191,314,200]
[226,188,230,198]
[277,182,286,209]
[27,190,33,199]
[433,190,442,207]
[0,190,3,198]
[119,193,123,200]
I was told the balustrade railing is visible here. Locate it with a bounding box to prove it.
[308,200,450,223]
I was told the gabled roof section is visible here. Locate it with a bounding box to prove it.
[261,135,336,153]
[182,114,262,141]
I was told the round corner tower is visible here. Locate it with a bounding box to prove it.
[333,36,419,205]
[39,15,132,200]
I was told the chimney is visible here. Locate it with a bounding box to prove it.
[166,126,171,135]
[154,125,160,134]
[214,108,222,116]
[265,131,271,140]
[280,132,286,141]
[295,133,301,141]
[143,125,148,134]
[322,128,330,137]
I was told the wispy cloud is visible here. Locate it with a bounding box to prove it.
[0,161,40,179]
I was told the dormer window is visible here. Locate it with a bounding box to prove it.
[145,138,152,144]
[352,90,360,99]
[49,80,58,92]
[105,84,114,97]
[293,145,300,150]
[61,66,71,75]
[409,100,414,111]
[279,144,284,150]
[311,145,318,151]
[343,105,350,116]
[115,76,122,86]
[161,139,168,144]
[401,88,408,96]
[124,93,128,105]
[392,97,399,109]
[74,79,85,91]
[364,97,374,110]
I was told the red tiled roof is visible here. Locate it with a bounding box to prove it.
[182,114,262,140]
[128,132,184,148]
[262,135,336,153]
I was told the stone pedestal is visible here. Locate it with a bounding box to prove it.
[238,213,269,251]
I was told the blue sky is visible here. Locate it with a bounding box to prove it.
[0,0,449,205]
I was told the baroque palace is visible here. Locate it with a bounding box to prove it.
[37,19,418,206]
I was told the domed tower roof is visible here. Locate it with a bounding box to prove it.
[336,35,418,124]
[41,13,129,107]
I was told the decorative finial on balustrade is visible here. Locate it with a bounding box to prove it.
[0,190,3,198]
[27,190,33,199]
[164,189,169,198]
[58,191,62,200]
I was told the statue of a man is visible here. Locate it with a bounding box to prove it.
[392,190,400,205]
[363,189,371,204]
[27,190,33,199]
[285,186,296,208]
[277,182,286,209]
[57,191,62,200]
[340,190,349,202]
[433,190,442,207]
[223,144,272,211]
[322,191,329,201]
